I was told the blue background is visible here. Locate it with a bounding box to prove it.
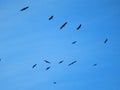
[0,0,120,90]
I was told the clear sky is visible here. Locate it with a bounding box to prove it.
[0,0,120,90]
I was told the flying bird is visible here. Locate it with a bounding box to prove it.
[44,60,51,64]
[68,61,77,66]
[60,22,67,29]
[58,60,63,64]
[45,66,51,71]
[93,64,97,66]
[49,16,54,20]
[76,24,82,30]
[72,41,77,44]
[20,6,29,11]
[104,38,108,44]
[32,64,37,68]
[53,82,56,84]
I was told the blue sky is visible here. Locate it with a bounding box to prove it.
[0,0,120,90]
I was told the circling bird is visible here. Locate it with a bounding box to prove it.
[60,22,67,29]
[32,64,37,68]
[20,6,29,11]
[76,24,82,30]
[45,66,51,71]
[58,60,63,64]
[68,61,77,66]
[104,38,108,44]
[44,60,51,64]
[72,41,77,44]
[49,16,54,20]
[93,64,97,66]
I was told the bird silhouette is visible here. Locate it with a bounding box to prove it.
[60,22,67,29]
[53,82,56,84]
[93,64,97,66]
[20,6,29,11]
[32,64,37,68]
[104,38,108,44]
[72,41,77,44]
[44,60,51,64]
[68,61,77,66]
[49,16,54,20]
[45,66,51,71]
[58,60,63,64]
[76,24,82,30]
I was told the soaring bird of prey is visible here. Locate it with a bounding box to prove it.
[60,22,67,29]
[93,64,97,66]
[45,66,51,71]
[72,41,77,44]
[104,38,108,44]
[49,16,54,20]
[20,6,29,11]
[68,61,77,66]
[44,60,51,64]
[58,60,63,64]
[32,64,37,68]
[77,24,82,30]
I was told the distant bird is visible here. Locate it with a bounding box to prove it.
[104,38,108,44]
[53,82,56,84]
[32,64,37,68]
[93,64,97,66]
[68,61,77,66]
[20,6,29,11]
[45,66,51,71]
[44,60,51,64]
[58,60,63,64]
[76,24,82,30]
[49,16,54,20]
[72,41,77,44]
[60,22,67,29]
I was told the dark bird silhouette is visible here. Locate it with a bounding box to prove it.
[45,66,51,71]
[77,24,82,30]
[49,16,54,20]
[104,38,108,44]
[72,41,77,44]
[93,64,97,66]
[20,6,29,11]
[68,61,77,66]
[53,82,56,84]
[32,64,37,68]
[58,60,63,64]
[44,60,51,64]
[60,22,67,29]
